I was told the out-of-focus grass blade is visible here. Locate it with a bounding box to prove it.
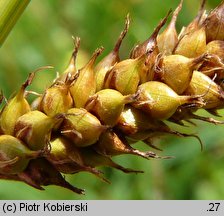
[0,0,30,47]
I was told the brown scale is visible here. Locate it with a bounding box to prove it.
[169,106,224,126]
[94,129,170,159]
[199,54,224,81]
[206,40,224,62]
[80,148,144,174]
[18,158,85,194]
[47,136,110,183]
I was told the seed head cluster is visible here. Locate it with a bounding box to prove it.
[0,0,224,194]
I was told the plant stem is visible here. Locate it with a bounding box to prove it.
[0,0,30,47]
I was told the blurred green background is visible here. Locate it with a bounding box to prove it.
[0,0,224,200]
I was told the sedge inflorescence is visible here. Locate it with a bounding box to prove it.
[0,0,224,194]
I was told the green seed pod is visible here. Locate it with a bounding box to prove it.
[60,108,107,147]
[95,15,130,92]
[0,73,32,135]
[94,129,165,159]
[185,70,224,109]
[18,158,85,194]
[174,27,206,58]
[48,136,109,183]
[158,53,209,94]
[0,66,52,135]
[103,54,147,95]
[0,135,41,174]
[206,40,224,62]
[59,37,81,82]
[14,110,63,150]
[85,89,138,126]
[39,77,74,117]
[132,81,204,120]
[204,0,224,42]
[116,105,200,142]
[80,148,144,174]
[70,47,104,108]
[157,0,183,55]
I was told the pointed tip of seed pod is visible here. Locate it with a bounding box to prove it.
[113,163,144,174]
[169,0,183,28]
[83,47,104,69]
[22,66,54,90]
[190,112,224,125]
[143,151,173,159]
[143,138,163,151]
[85,166,111,184]
[147,8,172,48]
[200,0,206,10]
[130,9,171,58]
[60,180,85,195]
[113,13,130,53]
[206,109,221,117]
[70,36,81,64]
[95,46,104,56]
